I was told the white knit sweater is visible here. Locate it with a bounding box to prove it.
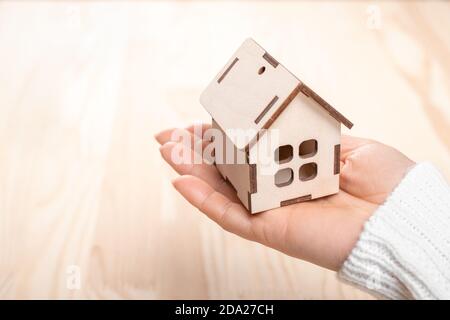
[338,162,450,300]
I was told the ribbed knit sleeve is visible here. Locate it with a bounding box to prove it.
[338,162,450,300]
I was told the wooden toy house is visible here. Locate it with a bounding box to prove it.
[200,38,353,213]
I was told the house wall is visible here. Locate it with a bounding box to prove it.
[248,92,340,213]
[212,119,252,211]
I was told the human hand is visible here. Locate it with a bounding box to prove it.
[155,124,415,271]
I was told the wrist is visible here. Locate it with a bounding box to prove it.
[338,162,450,299]
[336,198,377,270]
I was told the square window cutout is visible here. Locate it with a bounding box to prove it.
[275,168,294,187]
[299,163,317,181]
[275,145,293,164]
[299,139,317,158]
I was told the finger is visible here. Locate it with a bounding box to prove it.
[185,123,212,138]
[339,147,360,194]
[155,123,212,145]
[340,135,375,160]
[155,128,208,149]
[172,175,255,241]
[154,127,177,145]
[339,145,376,198]
[160,141,239,201]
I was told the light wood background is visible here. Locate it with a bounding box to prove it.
[0,0,449,299]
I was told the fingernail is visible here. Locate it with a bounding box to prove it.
[159,141,178,161]
[154,131,165,145]
[154,128,173,145]
[154,132,163,144]
[158,142,169,155]
[171,176,188,190]
[171,177,181,187]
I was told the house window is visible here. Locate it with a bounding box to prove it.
[299,163,317,181]
[275,168,293,187]
[299,139,317,158]
[275,145,293,164]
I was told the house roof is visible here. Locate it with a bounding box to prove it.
[200,38,353,150]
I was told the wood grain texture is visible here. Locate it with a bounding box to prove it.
[0,0,449,299]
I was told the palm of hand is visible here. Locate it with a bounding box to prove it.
[156,125,414,271]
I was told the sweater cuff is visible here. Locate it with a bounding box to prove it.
[338,162,450,300]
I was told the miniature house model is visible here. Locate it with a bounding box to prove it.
[200,38,353,214]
